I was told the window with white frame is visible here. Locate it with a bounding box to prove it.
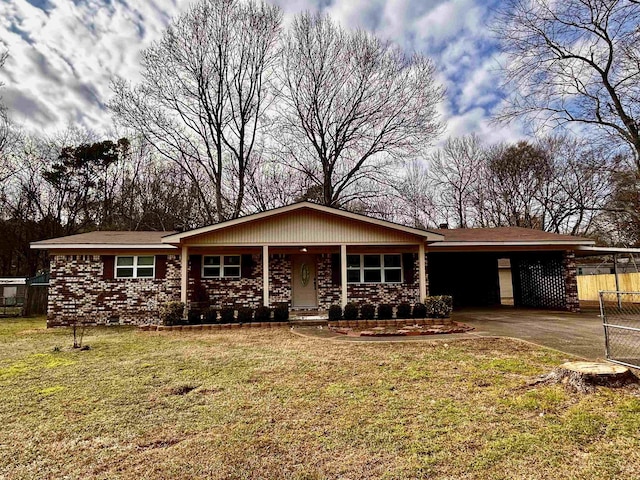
[346,254,402,283]
[115,256,155,278]
[202,255,241,278]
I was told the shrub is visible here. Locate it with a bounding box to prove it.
[328,305,342,321]
[187,309,202,325]
[191,283,210,306]
[273,304,289,322]
[203,307,218,324]
[255,306,272,323]
[220,307,235,324]
[237,307,254,323]
[377,303,393,320]
[360,303,375,320]
[160,301,185,326]
[343,303,358,320]
[396,303,412,319]
[412,302,427,319]
[425,295,453,318]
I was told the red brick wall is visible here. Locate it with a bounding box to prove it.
[47,251,428,325]
[47,254,181,327]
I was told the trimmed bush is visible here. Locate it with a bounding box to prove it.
[412,302,427,319]
[191,283,209,306]
[237,307,254,323]
[160,301,184,326]
[343,303,358,320]
[377,303,393,320]
[396,303,412,319]
[425,295,453,318]
[203,307,218,324]
[187,309,202,325]
[255,306,272,323]
[220,307,235,324]
[360,303,375,320]
[328,305,342,321]
[273,304,289,322]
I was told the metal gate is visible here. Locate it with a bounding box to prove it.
[599,291,640,369]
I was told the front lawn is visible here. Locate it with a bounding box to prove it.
[0,318,638,479]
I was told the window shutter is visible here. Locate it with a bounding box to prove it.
[403,253,415,284]
[155,255,167,279]
[102,255,114,279]
[241,254,253,278]
[189,254,202,281]
[331,253,341,285]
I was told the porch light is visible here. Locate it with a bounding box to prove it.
[300,247,308,253]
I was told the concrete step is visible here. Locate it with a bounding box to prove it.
[289,310,328,326]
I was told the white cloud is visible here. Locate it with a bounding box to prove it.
[0,0,524,145]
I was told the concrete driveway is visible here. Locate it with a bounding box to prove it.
[454,307,605,360]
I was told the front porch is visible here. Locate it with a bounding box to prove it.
[178,245,428,312]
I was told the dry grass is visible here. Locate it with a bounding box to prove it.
[1,317,639,479]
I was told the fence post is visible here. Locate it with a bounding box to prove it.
[613,254,622,308]
[599,291,610,359]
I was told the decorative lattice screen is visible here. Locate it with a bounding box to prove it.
[512,254,566,309]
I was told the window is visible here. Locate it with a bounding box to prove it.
[115,256,155,278]
[346,254,402,283]
[203,255,241,278]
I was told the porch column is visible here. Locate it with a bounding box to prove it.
[180,245,188,304]
[263,245,269,307]
[341,244,347,308]
[418,243,426,301]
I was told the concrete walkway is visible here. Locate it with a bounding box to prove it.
[453,308,605,360]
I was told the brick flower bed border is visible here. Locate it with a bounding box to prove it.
[329,320,474,337]
[139,322,291,331]
[327,318,455,329]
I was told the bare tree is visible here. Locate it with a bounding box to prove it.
[428,134,486,228]
[390,161,441,229]
[0,50,16,183]
[494,0,640,167]
[0,50,8,155]
[110,0,282,222]
[276,12,444,208]
[533,136,613,235]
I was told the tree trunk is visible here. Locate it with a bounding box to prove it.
[531,361,638,393]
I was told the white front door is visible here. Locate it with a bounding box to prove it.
[291,255,318,308]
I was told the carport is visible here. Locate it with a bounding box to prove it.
[427,227,595,311]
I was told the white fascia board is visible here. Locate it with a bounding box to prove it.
[576,246,640,254]
[30,244,178,250]
[431,240,595,247]
[161,202,444,243]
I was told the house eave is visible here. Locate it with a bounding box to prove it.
[430,240,595,248]
[30,243,178,250]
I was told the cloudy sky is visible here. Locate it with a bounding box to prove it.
[0,0,523,142]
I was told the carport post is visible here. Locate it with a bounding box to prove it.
[341,244,347,308]
[263,245,269,307]
[418,243,426,301]
[613,253,622,308]
[180,245,188,304]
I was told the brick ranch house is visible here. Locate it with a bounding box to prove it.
[31,202,601,327]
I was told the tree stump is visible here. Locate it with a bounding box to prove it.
[531,361,639,393]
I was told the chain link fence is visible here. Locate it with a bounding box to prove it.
[599,291,640,369]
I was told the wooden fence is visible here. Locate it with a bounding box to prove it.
[577,272,640,301]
